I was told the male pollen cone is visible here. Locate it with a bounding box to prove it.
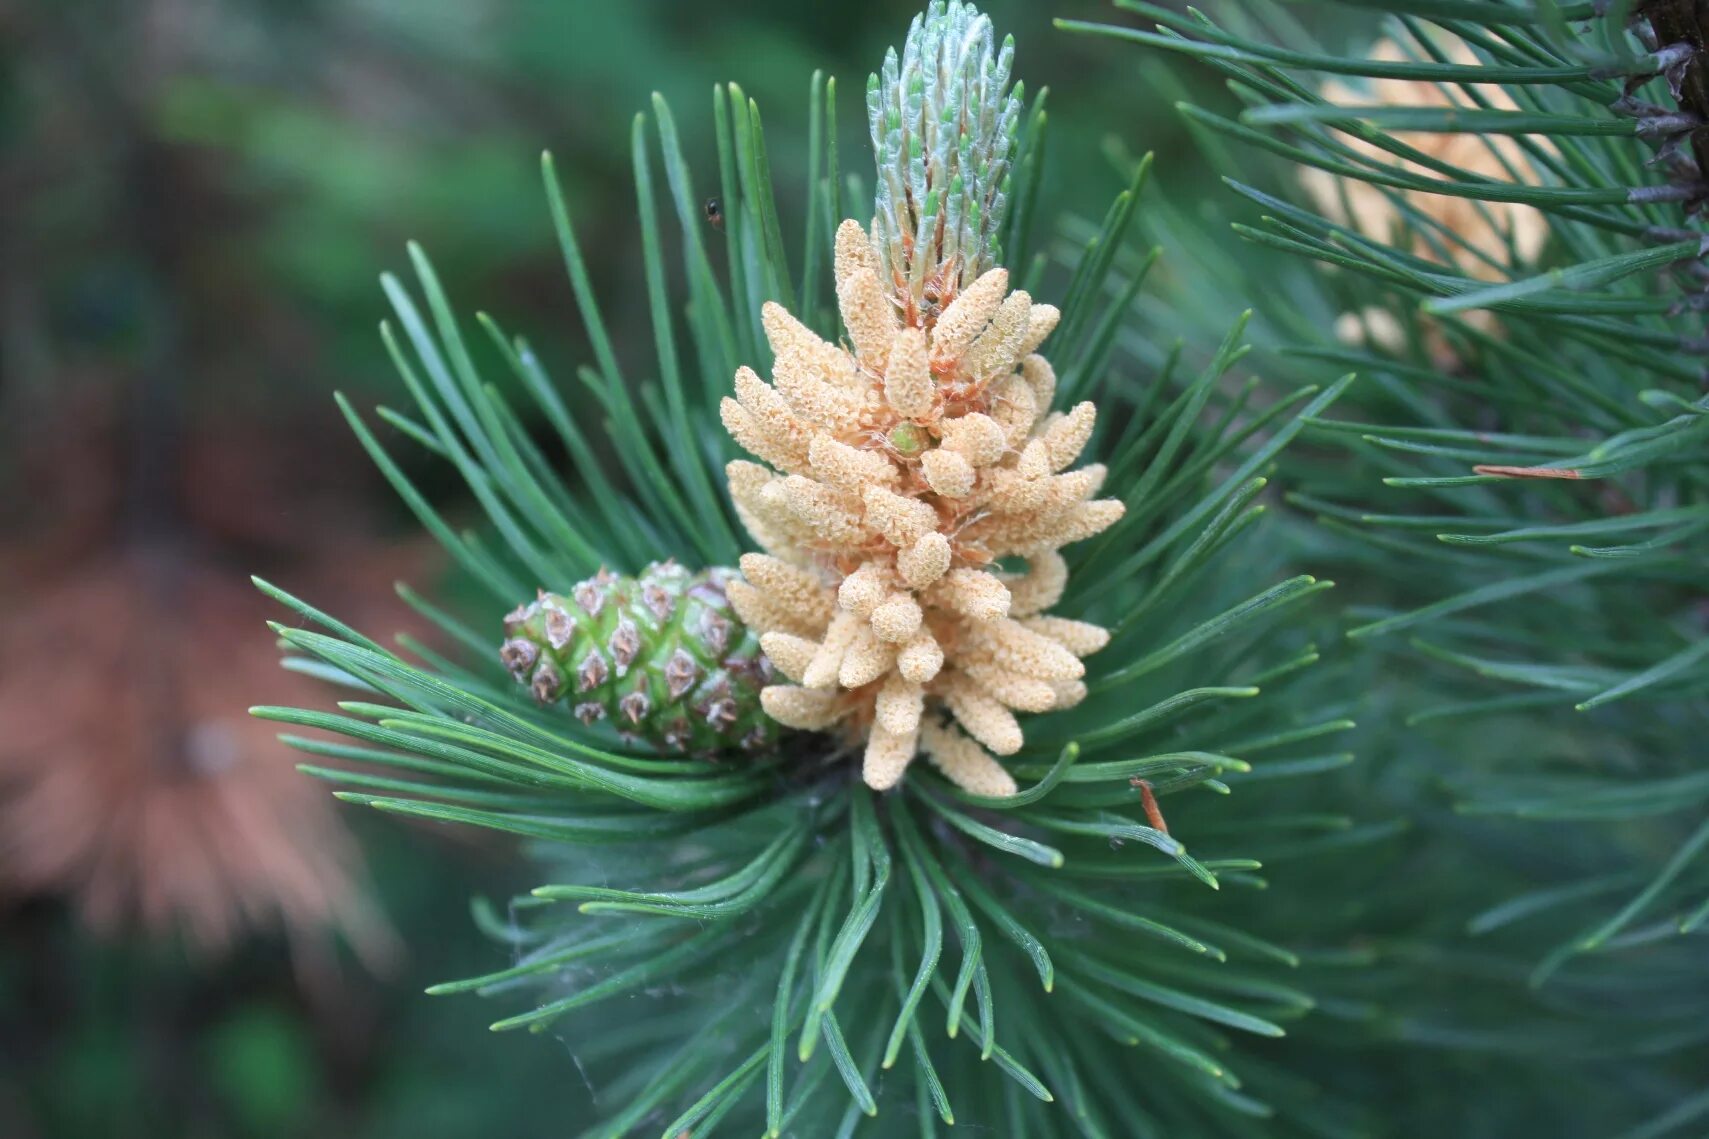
[720,218,1121,797]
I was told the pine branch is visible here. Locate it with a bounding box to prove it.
[248,4,1370,1133]
[1067,2,1709,1132]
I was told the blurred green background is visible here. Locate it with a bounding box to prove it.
[0,2,1219,1135]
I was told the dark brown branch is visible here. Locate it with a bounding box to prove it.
[1641,0,1709,179]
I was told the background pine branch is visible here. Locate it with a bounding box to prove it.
[1066,2,1709,1134]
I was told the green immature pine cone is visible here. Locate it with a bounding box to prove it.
[498,562,778,757]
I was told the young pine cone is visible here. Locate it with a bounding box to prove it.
[718,219,1123,798]
[499,562,777,757]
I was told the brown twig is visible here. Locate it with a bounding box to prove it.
[1641,0,1709,180]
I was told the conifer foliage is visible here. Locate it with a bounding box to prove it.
[254,2,1366,1134]
[1063,1,1709,1133]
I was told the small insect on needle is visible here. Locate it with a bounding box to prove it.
[704,197,724,231]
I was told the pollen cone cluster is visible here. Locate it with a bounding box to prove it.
[719,219,1122,797]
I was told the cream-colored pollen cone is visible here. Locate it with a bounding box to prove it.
[1298,35,1550,360]
[720,218,1122,797]
[1300,36,1548,276]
